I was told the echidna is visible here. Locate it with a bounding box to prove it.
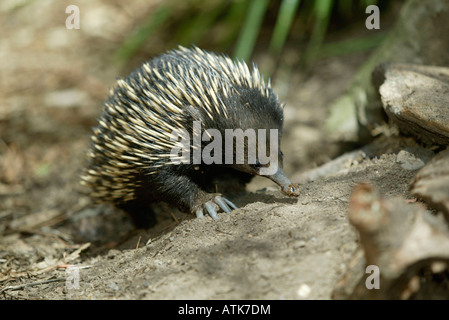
[81,46,299,227]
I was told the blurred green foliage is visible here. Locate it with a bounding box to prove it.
[114,0,398,72]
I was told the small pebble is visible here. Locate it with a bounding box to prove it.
[108,282,119,291]
[297,284,311,298]
[396,148,433,171]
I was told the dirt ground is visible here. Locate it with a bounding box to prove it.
[0,0,424,300]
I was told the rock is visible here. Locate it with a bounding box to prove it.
[396,147,434,171]
[410,147,449,218]
[325,94,360,143]
[376,63,449,145]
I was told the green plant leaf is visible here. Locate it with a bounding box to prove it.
[233,0,270,61]
[269,0,301,56]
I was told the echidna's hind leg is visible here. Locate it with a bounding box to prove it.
[116,198,156,229]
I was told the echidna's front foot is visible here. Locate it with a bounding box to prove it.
[195,194,238,220]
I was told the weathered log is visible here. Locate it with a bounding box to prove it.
[333,183,449,299]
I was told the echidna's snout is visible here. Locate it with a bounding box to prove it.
[234,162,300,197]
[230,149,300,197]
[266,166,300,197]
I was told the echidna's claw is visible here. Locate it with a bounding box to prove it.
[215,196,232,213]
[223,198,238,210]
[196,208,204,218]
[197,195,238,220]
[204,202,219,220]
